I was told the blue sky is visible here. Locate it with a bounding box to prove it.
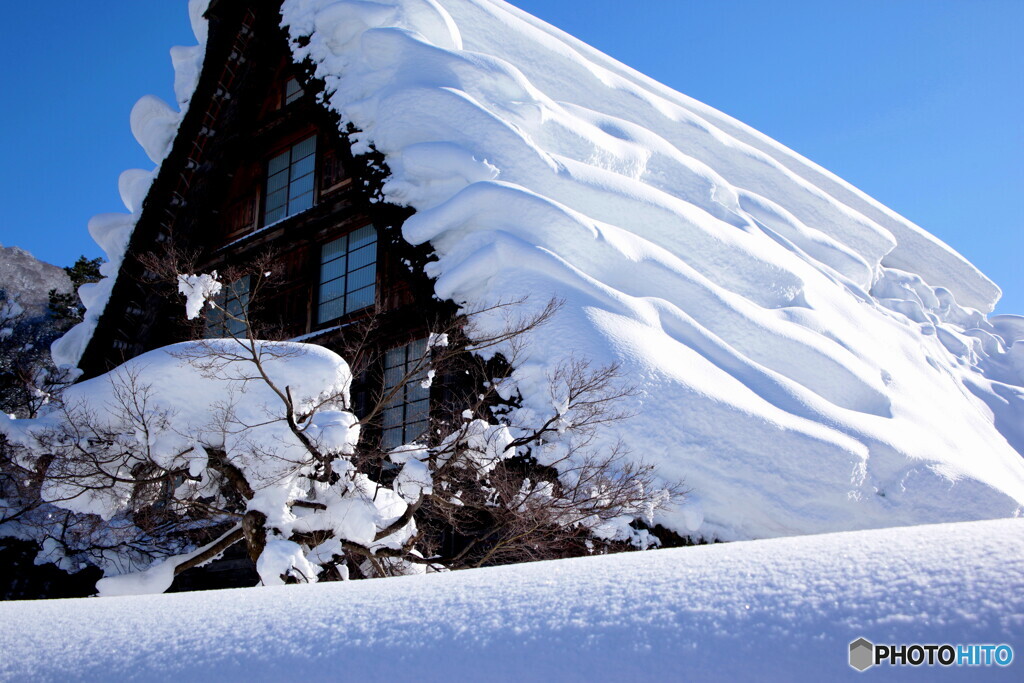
[1,1,1020,313]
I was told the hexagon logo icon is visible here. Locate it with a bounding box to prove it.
[849,637,875,671]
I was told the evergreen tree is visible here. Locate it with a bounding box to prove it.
[47,255,102,325]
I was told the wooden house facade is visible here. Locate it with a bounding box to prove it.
[79,0,449,450]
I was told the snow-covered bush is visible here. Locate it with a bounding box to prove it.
[0,274,679,595]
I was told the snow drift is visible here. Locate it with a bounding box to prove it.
[1,518,1021,681]
[280,0,1024,539]
[60,0,1024,540]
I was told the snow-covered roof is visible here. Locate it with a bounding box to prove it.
[57,0,1024,540]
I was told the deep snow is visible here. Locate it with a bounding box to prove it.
[1,518,1021,681]
[53,0,1024,540]
[279,0,1024,539]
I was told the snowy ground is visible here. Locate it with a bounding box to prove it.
[1,518,1020,682]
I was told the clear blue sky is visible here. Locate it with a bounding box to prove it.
[1,1,1020,313]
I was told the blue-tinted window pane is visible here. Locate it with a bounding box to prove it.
[226,317,247,337]
[285,78,303,105]
[382,427,402,450]
[268,150,289,175]
[408,338,427,359]
[318,299,344,324]
[291,136,316,161]
[267,170,289,193]
[290,174,314,199]
[318,225,377,321]
[320,257,347,282]
[204,276,249,338]
[384,365,405,389]
[321,236,347,263]
[204,307,223,338]
[406,421,429,442]
[346,285,374,312]
[292,155,316,179]
[385,346,405,371]
[347,264,375,291]
[407,380,430,401]
[265,188,288,214]
[349,225,376,250]
[319,277,346,302]
[348,243,376,271]
[383,406,403,429]
[288,192,314,216]
[264,137,317,225]
[264,206,285,225]
[380,338,431,448]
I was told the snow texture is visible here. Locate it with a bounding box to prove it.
[176,272,222,319]
[57,0,1024,541]
[2,340,433,589]
[3,341,353,523]
[0,518,1021,681]
[278,0,1024,539]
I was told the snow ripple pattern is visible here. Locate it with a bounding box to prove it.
[279,0,1024,539]
[274,0,1024,539]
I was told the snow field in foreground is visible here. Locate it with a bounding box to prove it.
[1,518,1021,682]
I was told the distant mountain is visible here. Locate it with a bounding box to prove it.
[0,244,71,318]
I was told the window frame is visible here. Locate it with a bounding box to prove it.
[283,77,304,106]
[262,135,318,226]
[316,224,378,325]
[381,338,431,450]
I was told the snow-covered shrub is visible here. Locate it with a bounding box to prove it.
[0,277,679,595]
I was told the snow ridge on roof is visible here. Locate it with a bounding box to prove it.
[281,0,1024,539]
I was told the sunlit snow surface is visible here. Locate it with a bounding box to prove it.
[1,519,1021,681]
[60,0,1024,540]
[277,0,1024,539]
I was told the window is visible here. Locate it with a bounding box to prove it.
[382,338,430,449]
[319,147,348,194]
[284,77,304,106]
[264,136,316,224]
[204,275,250,338]
[317,225,377,323]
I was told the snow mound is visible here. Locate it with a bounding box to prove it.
[1,518,1021,681]
[280,0,1024,539]
[3,340,353,523]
